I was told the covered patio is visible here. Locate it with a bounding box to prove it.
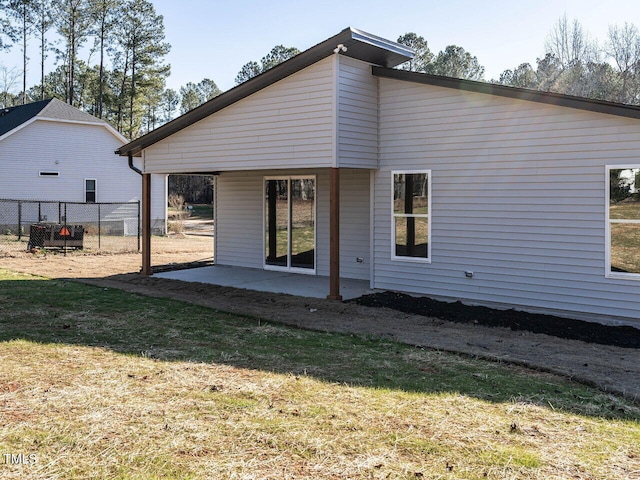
[155,264,374,300]
[115,28,413,301]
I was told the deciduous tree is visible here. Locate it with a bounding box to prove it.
[545,14,591,69]
[0,64,20,107]
[607,23,640,104]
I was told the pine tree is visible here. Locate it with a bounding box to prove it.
[115,0,170,137]
[33,0,53,100]
[7,0,36,104]
[54,0,92,105]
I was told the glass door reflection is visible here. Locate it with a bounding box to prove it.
[290,178,315,270]
[265,179,288,267]
[264,177,315,272]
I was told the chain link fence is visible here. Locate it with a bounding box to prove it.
[0,199,140,254]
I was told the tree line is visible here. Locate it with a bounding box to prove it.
[3,8,640,142]
[0,0,173,138]
[497,15,640,105]
[396,15,640,106]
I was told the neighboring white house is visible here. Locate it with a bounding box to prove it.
[0,98,166,233]
[117,27,640,324]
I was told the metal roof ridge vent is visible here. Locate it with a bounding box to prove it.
[348,27,415,59]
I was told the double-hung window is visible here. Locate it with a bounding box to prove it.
[85,179,97,203]
[607,166,640,278]
[392,171,431,262]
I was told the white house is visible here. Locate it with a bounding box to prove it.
[117,28,640,324]
[0,98,166,232]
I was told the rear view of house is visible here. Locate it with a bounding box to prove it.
[117,28,640,325]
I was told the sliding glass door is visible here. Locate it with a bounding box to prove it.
[264,176,315,273]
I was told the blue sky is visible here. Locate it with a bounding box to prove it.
[4,0,640,93]
[154,0,640,90]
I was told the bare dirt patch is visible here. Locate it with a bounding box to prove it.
[0,234,213,278]
[1,236,639,403]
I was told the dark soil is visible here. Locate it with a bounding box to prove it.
[351,291,640,349]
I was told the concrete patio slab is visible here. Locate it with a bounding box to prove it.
[155,264,374,300]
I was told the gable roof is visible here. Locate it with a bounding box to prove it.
[0,98,125,141]
[117,27,415,157]
[372,66,640,120]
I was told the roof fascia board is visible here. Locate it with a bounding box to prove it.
[372,66,640,120]
[117,28,414,157]
[349,28,414,59]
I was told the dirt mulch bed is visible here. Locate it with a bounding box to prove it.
[352,291,640,349]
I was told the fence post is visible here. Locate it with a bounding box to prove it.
[64,203,67,254]
[98,203,101,250]
[17,201,22,240]
[38,202,41,223]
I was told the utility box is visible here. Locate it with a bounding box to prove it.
[28,223,84,249]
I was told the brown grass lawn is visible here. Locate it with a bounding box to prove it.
[0,269,638,479]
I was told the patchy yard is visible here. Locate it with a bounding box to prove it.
[0,269,638,479]
[1,233,639,402]
[0,234,213,278]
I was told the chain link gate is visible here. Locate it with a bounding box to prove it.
[0,199,140,254]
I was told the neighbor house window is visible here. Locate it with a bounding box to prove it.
[85,179,96,203]
[39,171,59,177]
[392,171,431,261]
[607,166,640,278]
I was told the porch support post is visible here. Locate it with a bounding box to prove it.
[141,173,152,275]
[327,167,342,300]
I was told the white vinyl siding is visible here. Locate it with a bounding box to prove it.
[143,57,336,173]
[337,168,371,279]
[215,172,264,268]
[0,120,167,232]
[374,78,640,321]
[337,56,378,169]
[215,168,370,280]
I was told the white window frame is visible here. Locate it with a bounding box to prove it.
[605,164,640,280]
[391,170,432,263]
[263,175,317,275]
[85,178,97,203]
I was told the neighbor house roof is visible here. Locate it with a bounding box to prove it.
[116,27,415,157]
[0,99,49,137]
[372,66,640,120]
[0,98,127,142]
